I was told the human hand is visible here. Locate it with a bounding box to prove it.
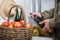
[39,19,50,31]
[30,12,42,20]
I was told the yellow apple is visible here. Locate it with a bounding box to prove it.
[26,23,32,28]
[9,24,13,28]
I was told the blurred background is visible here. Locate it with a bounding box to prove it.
[0,0,55,23]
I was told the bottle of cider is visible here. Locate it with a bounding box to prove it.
[19,9,24,20]
[14,8,20,21]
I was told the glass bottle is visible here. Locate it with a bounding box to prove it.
[19,9,24,20]
[14,8,20,21]
[34,15,44,28]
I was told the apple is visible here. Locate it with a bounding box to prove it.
[26,23,32,28]
[9,22,14,25]
[14,22,23,28]
[9,24,13,28]
[20,20,25,26]
[2,21,9,27]
[9,22,14,28]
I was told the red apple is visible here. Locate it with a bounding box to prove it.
[14,22,23,28]
[2,21,9,27]
[20,20,25,25]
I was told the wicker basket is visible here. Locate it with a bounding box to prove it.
[0,5,33,40]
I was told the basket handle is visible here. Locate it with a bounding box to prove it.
[8,5,26,24]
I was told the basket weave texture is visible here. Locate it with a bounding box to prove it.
[0,26,33,40]
[0,5,33,40]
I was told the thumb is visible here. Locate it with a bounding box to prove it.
[39,21,45,24]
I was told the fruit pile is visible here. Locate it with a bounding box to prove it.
[1,20,32,29]
[33,25,53,37]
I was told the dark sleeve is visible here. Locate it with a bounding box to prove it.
[41,9,54,19]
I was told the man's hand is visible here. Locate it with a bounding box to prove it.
[30,12,42,20]
[39,19,50,31]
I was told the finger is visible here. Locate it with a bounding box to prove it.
[45,22,50,29]
[30,16,34,20]
[41,22,49,31]
[30,13,35,17]
[42,27,47,31]
[39,21,45,24]
[30,13,34,18]
[35,12,41,17]
[32,16,34,20]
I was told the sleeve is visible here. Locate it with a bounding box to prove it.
[49,13,60,28]
[49,18,55,28]
[41,9,54,19]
